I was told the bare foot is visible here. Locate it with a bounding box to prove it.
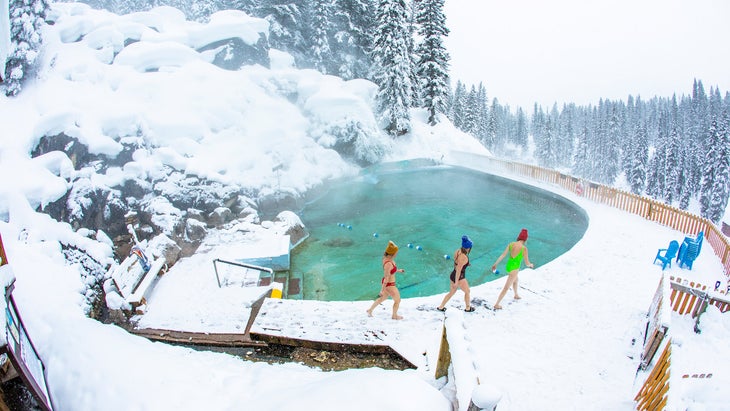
[494,304,503,310]
[392,315,403,320]
[366,310,373,317]
[514,295,522,300]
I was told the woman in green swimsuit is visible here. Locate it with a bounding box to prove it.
[491,228,534,310]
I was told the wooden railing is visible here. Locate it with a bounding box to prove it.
[633,273,729,410]
[640,276,670,370]
[452,152,730,281]
[669,276,730,316]
[634,340,671,411]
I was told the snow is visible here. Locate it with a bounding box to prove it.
[0,3,729,411]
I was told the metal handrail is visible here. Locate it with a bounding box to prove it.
[213,258,273,288]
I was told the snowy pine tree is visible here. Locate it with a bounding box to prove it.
[405,1,420,108]
[461,85,479,135]
[700,110,730,223]
[535,116,557,169]
[556,104,576,168]
[255,0,306,60]
[449,80,466,129]
[664,126,681,204]
[686,79,710,195]
[372,0,412,136]
[475,84,489,145]
[646,115,669,199]
[628,122,649,195]
[601,106,621,185]
[414,0,449,125]
[486,98,499,150]
[514,108,528,151]
[331,0,375,80]
[307,0,334,74]
[4,0,48,96]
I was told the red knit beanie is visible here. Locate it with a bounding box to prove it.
[517,229,528,241]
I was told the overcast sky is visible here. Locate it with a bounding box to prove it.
[443,0,730,111]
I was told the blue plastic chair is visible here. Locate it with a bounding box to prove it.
[678,231,704,270]
[653,240,679,270]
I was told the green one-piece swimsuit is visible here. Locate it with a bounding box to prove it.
[505,243,524,272]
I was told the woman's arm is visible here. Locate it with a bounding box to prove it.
[523,247,534,268]
[492,244,510,271]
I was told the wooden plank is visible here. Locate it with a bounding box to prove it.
[0,234,8,267]
[641,328,666,369]
[434,324,450,380]
[132,328,268,347]
[249,332,396,356]
[635,341,671,409]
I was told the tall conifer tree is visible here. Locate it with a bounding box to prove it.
[308,0,334,74]
[372,0,412,136]
[449,81,466,129]
[4,0,48,96]
[628,122,649,195]
[332,0,375,80]
[700,111,730,222]
[414,0,449,125]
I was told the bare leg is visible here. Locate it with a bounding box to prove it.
[437,282,458,310]
[513,273,521,299]
[391,288,403,320]
[367,292,389,316]
[494,271,518,309]
[459,280,471,310]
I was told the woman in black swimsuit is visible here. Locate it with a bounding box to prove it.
[437,235,475,312]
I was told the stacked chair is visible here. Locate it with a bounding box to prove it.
[676,231,704,270]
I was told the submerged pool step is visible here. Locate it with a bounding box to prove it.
[273,271,302,300]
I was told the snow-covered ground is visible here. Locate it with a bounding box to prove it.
[0,3,728,410]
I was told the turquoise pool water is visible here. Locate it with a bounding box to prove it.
[292,161,588,301]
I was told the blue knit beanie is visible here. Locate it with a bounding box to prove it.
[461,235,473,249]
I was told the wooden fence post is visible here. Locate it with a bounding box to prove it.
[0,234,7,267]
[434,324,451,380]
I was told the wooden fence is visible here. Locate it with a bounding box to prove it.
[669,276,730,316]
[633,273,730,410]
[634,340,671,411]
[457,153,730,281]
[639,276,669,370]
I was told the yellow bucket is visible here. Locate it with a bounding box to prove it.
[270,282,283,299]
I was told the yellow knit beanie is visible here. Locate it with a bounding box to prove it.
[385,241,399,255]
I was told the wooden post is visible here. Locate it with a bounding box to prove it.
[434,323,451,380]
[0,233,8,267]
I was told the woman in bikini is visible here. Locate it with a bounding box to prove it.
[437,235,475,312]
[367,241,405,320]
[492,228,534,310]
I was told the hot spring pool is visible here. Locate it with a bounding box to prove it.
[291,161,588,301]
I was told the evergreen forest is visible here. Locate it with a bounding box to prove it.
[4,0,730,223]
